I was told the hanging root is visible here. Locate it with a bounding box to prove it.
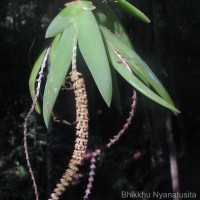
[84,90,137,200]
[24,47,50,200]
[49,36,89,200]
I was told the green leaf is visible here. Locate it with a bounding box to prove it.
[113,0,150,23]
[106,45,180,114]
[100,26,149,86]
[29,48,47,114]
[76,10,112,106]
[43,26,76,127]
[46,4,81,38]
[65,1,96,11]
[100,26,174,106]
[50,33,62,62]
[93,1,133,49]
[95,6,150,87]
[46,1,96,38]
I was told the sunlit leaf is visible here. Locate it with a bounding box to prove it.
[100,26,175,107]
[43,26,76,127]
[76,10,112,106]
[113,0,150,23]
[29,48,47,114]
[106,44,180,114]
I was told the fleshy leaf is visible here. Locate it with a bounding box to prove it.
[46,1,96,38]
[65,1,96,10]
[93,1,133,49]
[106,44,180,114]
[76,10,112,106]
[113,0,150,23]
[46,3,83,38]
[29,48,47,114]
[96,8,149,85]
[100,26,175,106]
[95,6,149,87]
[43,26,76,127]
[50,33,62,62]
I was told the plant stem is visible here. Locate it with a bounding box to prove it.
[24,47,50,200]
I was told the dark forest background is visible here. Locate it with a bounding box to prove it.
[0,0,200,200]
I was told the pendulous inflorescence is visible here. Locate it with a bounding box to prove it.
[49,36,89,200]
[84,90,137,200]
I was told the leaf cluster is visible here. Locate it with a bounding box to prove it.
[29,0,180,128]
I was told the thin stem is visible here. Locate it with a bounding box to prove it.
[106,90,137,148]
[23,47,50,200]
[83,150,101,200]
[84,90,137,200]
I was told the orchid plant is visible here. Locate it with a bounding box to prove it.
[24,0,180,200]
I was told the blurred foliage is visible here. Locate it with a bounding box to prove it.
[0,0,200,199]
